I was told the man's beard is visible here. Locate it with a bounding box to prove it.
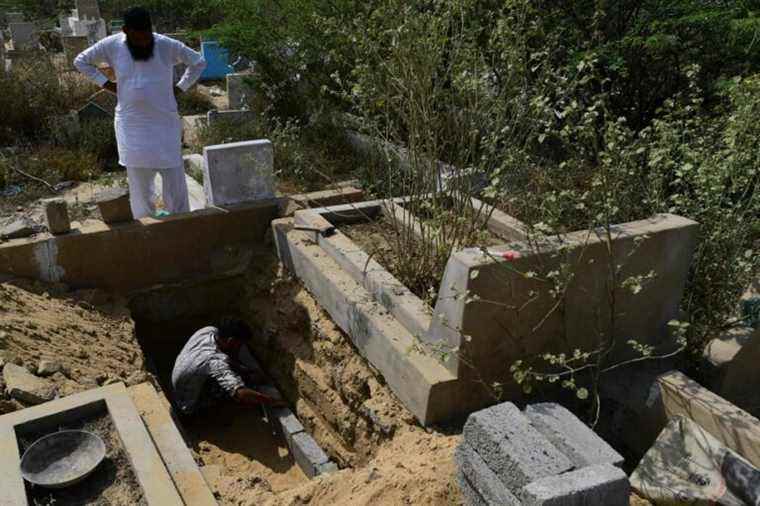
[126,36,155,61]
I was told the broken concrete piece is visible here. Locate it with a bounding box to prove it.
[96,188,133,223]
[3,363,56,404]
[463,402,572,490]
[1,217,40,240]
[520,464,629,506]
[525,403,624,468]
[44,198,71,235]
[203,139,275,206]
[37,359,62,377]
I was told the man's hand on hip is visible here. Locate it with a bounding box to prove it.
[103,81,117,94]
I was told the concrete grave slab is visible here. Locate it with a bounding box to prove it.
[227,72,256,109]
[0,383,183,506]
[75,0,101,20]
[203,139,275,206]
[207,109,257,126]
[6,12,24,23]
[9,22,37,50]
[43,199,71,235]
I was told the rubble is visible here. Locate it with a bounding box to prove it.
[3,363,57,405]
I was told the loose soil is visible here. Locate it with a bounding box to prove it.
[17,412,146,506]
[0,279,149,410]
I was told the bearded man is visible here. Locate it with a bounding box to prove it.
[74,7,207,218]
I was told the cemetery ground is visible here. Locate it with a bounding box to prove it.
[1,5,758,506]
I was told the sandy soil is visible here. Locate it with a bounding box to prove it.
[0,279,149,411]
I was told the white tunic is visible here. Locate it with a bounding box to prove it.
[74,33,206,169]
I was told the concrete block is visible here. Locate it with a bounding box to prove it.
[525,403,624,468]
[44,198,71,235]
[457,470,489,506]
[272,406,305,451]
[315,461,339,475]
[182,114,206,147]
[455,443,520,505]
[659,370,760,468]
[291,431,330,478]
[227,72,256,109]
[706,326,760,417]
[36,359,62,376]
[3,363,56,405]
[520,464,629,506]
[96,188,133,223]
[9,22,37,50]
[203,139,275,206]
[289,187,365,209]
[463,402,572,490]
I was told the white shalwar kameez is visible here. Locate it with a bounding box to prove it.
[74,33,206,218]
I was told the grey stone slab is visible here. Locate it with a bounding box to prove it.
[456,470,489,506]
[3,363,56,405]
[315,461,339,475]
[75,0,100,20]
[207,109,256,126]
[520,464,629,506]
[9,22,37,50]
[227,73,255,109]
[203,139,275,206]
[455,443,520,505]
[1,217,40,240]
[463,402,573,490]
[291,431,329,478]
[525,403,624,468]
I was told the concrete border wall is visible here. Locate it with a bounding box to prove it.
[0,201,278,294]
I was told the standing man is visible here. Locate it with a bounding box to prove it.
[74,7,207,219]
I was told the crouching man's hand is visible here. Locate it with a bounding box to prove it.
[234,387,287,408]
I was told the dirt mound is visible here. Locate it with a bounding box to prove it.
[0,279,149,412]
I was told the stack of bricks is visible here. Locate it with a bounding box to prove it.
[456,402,629,505]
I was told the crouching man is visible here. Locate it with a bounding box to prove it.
[171,317,284,415]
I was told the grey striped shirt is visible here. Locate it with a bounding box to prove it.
[171,326,245,414]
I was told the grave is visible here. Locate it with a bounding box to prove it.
[207,109,256,126]
[274,198,699,424]
[75,0,101,21]
[227,72,256,109]
[0,383,189,505]
[9,22,38,51]
[203,139,275,206]
[200,40,233,80]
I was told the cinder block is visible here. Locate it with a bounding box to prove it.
[455,443,520,505]
[525,403,624,468]
[463,402,572,490]
[272,406,304,451]
[203,139,275,206]
[290,431,330,478]
[520,464,630,506]
[456,470,489,506]
[44,199,71,235]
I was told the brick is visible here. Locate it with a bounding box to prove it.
[455,443,520,505]
[272,406,304,451]
[520,464,629,506]
[291,431,329,478]
[525,403,624,467]
[463,402,572,490]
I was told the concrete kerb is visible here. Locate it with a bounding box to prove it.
[0,383,183,506]
[129,382,217,505]
[272,218,463,425]
[272,406,338,478]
